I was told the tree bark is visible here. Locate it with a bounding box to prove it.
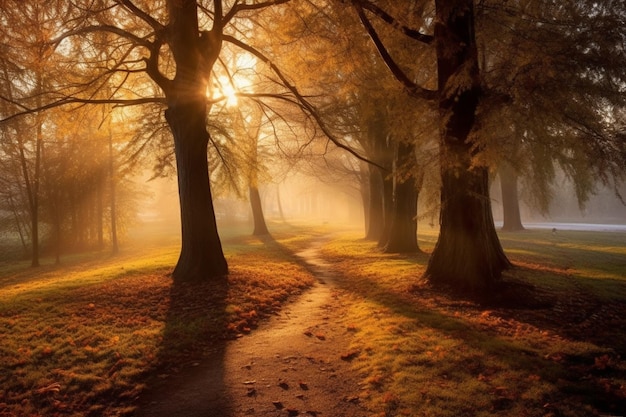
[162,0,227,281]
[249,185,269,236]
[425,0,511,293]
[384,142,419,253]
[377,166,394,248]
[499,163,525,231]
[108,123,118,254]
[365,164,384,240]
[167,101,228,280]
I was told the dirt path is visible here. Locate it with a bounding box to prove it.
[136,240,367,417]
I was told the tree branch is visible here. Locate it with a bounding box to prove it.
[353,4,437,102]
[223,0,290,25]
[0,96,166,124]
[144,31,173,93]
[222,34,386,170]
[113,0,165,32]
[350,0,434,44]
[51,24,151,49]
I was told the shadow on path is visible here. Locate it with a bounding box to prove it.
[134,278,232,417]
[135,236,365,416]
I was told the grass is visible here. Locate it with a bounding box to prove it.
[0,229,315,417]
[1,223,625,417]
[318,227,626,417]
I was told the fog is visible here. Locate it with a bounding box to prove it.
[127,168,626,249]
[131,171,365,245]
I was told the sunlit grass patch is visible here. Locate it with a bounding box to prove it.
[321,230,626,417]
[0,231,315,417]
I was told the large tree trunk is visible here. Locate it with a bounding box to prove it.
[249,185,269,236]
[384,142,419,253]
[499,163,525,231]
[167,101,228,280]
[426,1,510,293]
[164,0,227,281]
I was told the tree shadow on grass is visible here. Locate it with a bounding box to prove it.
[134,277,233,417]
[333,264,626,415]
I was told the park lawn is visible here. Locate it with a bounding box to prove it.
[317,228,626,417]
[0,231,315,417]
[1,224,625,417]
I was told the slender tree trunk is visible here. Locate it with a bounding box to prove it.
[365,164,384,240]
[426,1,510,293]
[377,167,394,248]
[384,142,419,253]
[276,185,286,222]
[499,163,524,231]
[8,193,29,256]
[250,185,269,236]
[108,117,118,254]
[16,124,40,267]
[96,155,103,249]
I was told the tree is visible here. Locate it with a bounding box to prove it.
[0,2,64,266]
[477,0,626,230]
[349,0,510,292]
[2,1,304,281]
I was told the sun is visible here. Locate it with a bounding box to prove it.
[221,81,239,107]
[210,73,254,108]
[209,52,256,107]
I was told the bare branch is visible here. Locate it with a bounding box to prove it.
[214,0,224,30]
[224,0,290,25]
[351,0,434,44]
[144,32,173,92]
[223,34,386,170]
[113,0,165,32]
[51,24,151,48]
[0,96,166,124]
[353,4,437,102]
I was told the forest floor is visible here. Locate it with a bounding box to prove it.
[2,225,626,417]
[135,237,368,417]
[134,228,626,417]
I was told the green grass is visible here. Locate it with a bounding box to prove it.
[318,228,626,417]
[0,229,315,417]
[1,223,625,417]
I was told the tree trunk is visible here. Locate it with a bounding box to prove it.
[377,167,394,248]
[426,1,510,293]
[384,142,419,253]
[167,101,228,281]
[499,163,524,231]
[160,0,227,281]
[249,185,269,236]
[365,164,384,240]
[276,185,286,222]
[108,126,118,254]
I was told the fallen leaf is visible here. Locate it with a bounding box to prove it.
[35,382,61,395]
[340,350,360,361]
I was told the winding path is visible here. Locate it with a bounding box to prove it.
[136,239,367,417]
